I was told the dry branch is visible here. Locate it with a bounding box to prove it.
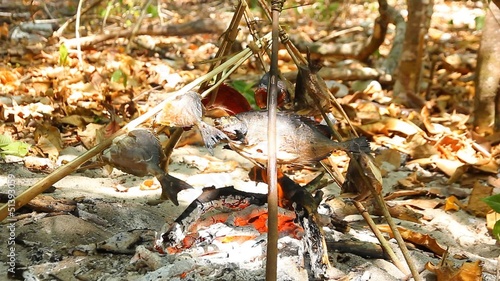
[392,0,433,108]
[62,18,227,49]
[356,0,389,62]
[381,4,406,76]
[290,34,363,59]
[54,0,102,37]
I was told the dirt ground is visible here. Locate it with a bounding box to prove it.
[1,142,499,280]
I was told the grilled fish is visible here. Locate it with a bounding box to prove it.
[156,91,227,153]
[102,129,192,205]
[214,110,370,166]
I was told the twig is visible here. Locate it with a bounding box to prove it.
[201,0,247,106]
[41,2,55,19]
[353,201,410,275]
[316,26,364,43]
[351,153,422,281]
[54,0,102,37]
[62,18,226,49]
[243,5,267,71]
[75,0,84,70]
[371,189,422,280]
[161,126,182,165]
[355,0,389,62]
[126,0,154,54]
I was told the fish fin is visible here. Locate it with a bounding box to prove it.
[157,174,193,206]
[198,122,228,154]
[342,136,371,154]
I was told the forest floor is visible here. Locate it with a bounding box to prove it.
[1,0,499,280]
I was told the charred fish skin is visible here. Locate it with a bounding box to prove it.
[102,129,192,205]
[102,129,164,177]
[214,110,371,165]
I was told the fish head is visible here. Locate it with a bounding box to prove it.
[214,115,248,142]
[156,91,203,127]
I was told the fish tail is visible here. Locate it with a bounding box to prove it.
[157,173,193,206]
[198,122,228,154]
[338,136,371,154]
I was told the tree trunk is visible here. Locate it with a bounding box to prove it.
[392,0,433,108]
[474,1,500,134]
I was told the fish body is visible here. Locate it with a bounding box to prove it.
[102,129,192,205]
[214,110,370,166]
[156,91,227,153]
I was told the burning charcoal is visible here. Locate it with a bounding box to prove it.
[155,186,267,253]
[155,183,331,279]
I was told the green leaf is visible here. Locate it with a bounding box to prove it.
[59,44,69,66]
[475,15,485,31]
[483,194,500,213]
[231,80,257,109]
[146,5,158,18]
[0,135,30,158]
[1,142,30,157]
[493,220,500,241]
[111,69,127,87]
[0,134,13,147]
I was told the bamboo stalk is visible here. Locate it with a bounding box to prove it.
[265,1,283,280]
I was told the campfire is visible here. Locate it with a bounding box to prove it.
[151,167,333,279]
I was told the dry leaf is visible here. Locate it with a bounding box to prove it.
[473,159,499,174]
[374,148,401,171]
[397,172,424,189]
[0,22,9,38]
[378,225,446,256]
[486,210,500,232]
[444,196,462,211]
[456,146,481,165]
[466,182,493,217]
[381,202,423,223]
[383,117,420,136]
[421,105,441,135]
[36,135,61,161]
[488,176,500,188]
[203,159,239,173]
[408,134,438,159]
[202,84,253,117]
[372,135,412,155]
[404,198,442,210]
[114,184,129,193]
[356,102,381,122]
[447,164,470,184]
[433,157,464,177]
[426,259,482,281]
[359,122,386,135]
[0,69,18,86]
[59,115,90,128]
